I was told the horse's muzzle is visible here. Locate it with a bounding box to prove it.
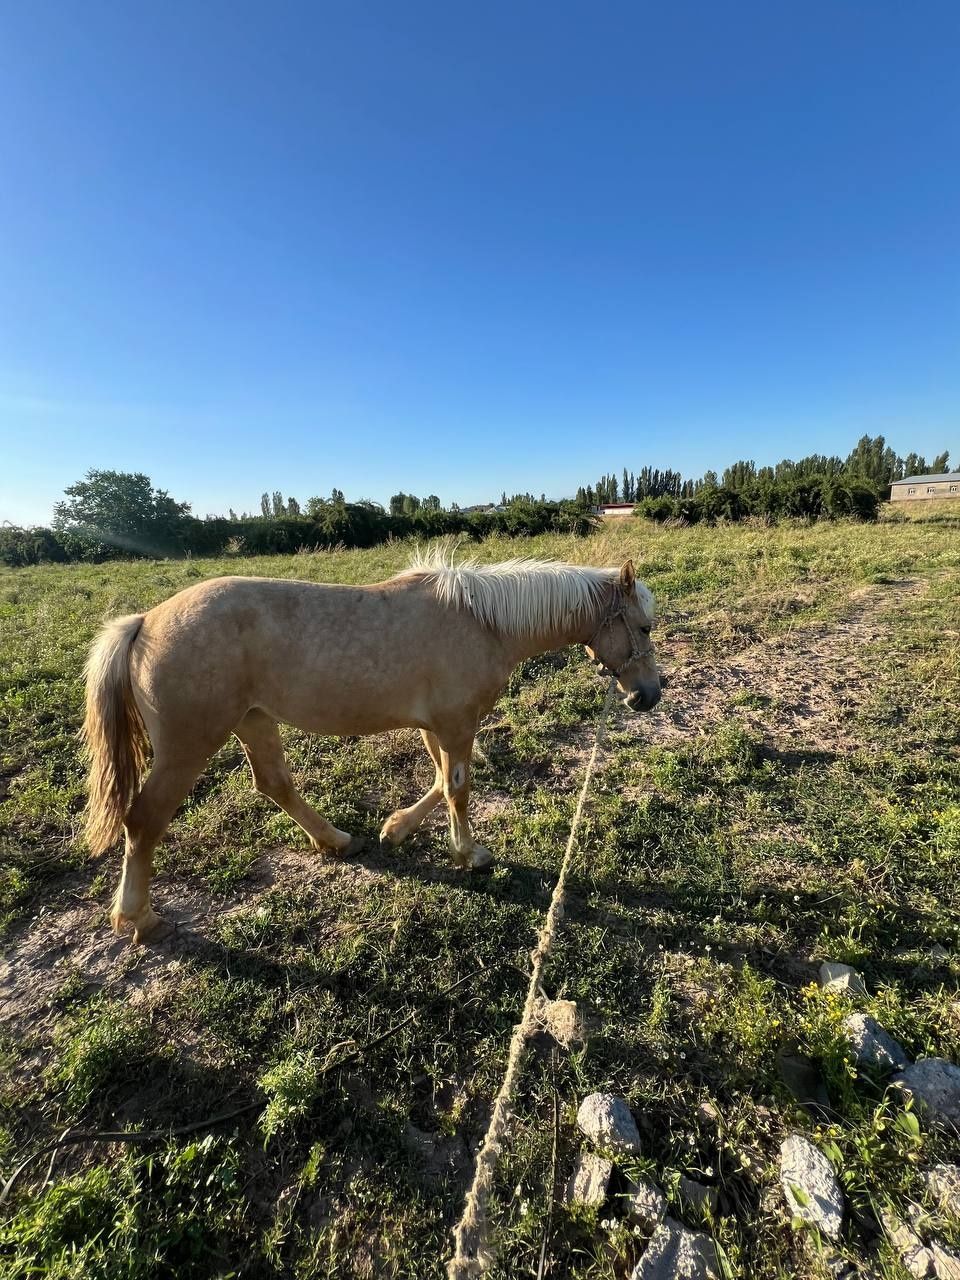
[624,680,663,713]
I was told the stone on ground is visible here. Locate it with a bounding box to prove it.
[925,1164,960,1217]
[576,1092,642,1152]
[629,1218,720,1280]
[678,1175,718,1215]
[843,1013,910,1071]
[882,1211,934,1278]
[893,1059,960,1128]
[818,961,868,998]
[779,1134,845,1239]
[624,1178,668,1230]
[563,1151,612,1207]
[930,1240,960,1279]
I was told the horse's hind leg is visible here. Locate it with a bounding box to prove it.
[379,729,444,846]
[236,709,352,852]
[112,752,210,942]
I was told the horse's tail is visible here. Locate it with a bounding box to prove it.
[82,614,149,854]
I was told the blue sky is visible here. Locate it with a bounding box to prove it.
[1,2,957,523]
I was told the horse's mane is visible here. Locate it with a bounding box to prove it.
[396,546,648,637]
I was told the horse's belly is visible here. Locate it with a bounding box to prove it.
[260,687,432,737]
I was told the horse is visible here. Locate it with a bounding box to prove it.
[82,549,661,942]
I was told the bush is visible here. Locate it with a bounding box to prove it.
[0,499,595,566]
[632,475,880,525]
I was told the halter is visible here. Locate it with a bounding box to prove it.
[587,592,654,677]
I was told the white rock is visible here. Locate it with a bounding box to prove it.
[818,962,868,998]
[630,1218,720,1279]
[780,1134,845,1239]
[576,1092,641,1153]
[882,1211,934,1278]
[844,1013,910,1071]
[624,1178,668,1229]
[893,1059,960,1128]
[563,1151,612,1206]
[925,1164,960,1217]
[930,1240,960,1279]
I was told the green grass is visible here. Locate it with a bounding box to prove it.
[1,516,958,1277]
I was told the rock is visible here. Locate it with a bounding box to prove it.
[893,1059,960,1128]
[929,945,950,963]
[925,1164,960,1217]
[930,1241,960,1279]
[678,1175,719,1215]
[564,1151,612,1207]
[882,1211,934,1278]
[576,1092,642,1153]
[779,1134,845,1239]
[624,1178,668,1230]
[630,1218,720,1279]
[843,1013,910,1071]
[818,962,868,998]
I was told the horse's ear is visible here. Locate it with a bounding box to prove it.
[619,560,636,595]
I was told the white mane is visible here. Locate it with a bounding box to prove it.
[397,546,651,637]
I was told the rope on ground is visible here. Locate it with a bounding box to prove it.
[447,678,618,1279]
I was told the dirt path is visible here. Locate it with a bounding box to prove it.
[633,578,925,752]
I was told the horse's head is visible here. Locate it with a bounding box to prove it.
[586,560,662,713]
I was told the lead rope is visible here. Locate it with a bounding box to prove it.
[447,677,619,1279]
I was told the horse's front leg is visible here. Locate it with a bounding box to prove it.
[437,730,493,871]
[380,730,445,845]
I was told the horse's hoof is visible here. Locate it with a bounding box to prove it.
[135,908,167,943]
[379,815,407,846]
[468,845,494,871]
[111,906,166,945]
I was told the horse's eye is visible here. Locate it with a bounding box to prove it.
[640,626,651,636]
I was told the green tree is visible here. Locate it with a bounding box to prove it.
[931,450,951,473]
[52,470,191,557]
[260,492,270,518]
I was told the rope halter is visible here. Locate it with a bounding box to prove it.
[586,592,654,678]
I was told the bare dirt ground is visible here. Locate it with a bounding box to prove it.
[637,578,925,752]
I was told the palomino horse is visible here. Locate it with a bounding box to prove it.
[83,550,661,942]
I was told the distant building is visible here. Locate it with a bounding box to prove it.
[889,473,960,501]
[595,502,636,517]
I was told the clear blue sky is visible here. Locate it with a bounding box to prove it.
[1,2,957,523]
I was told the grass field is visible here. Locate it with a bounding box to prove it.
[1,510,959,1278]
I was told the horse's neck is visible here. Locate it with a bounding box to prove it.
[502,592,610,663]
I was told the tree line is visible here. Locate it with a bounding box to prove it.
[578,436,950,506]
[0,434,951,566]
[0,472,593,566]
